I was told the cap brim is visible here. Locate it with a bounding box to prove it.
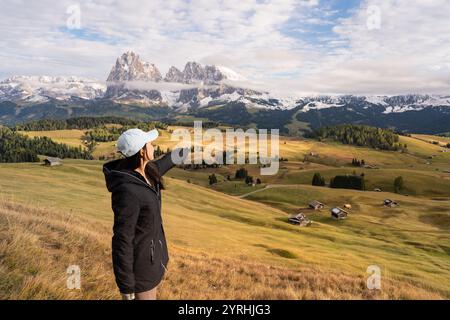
[146,129,159,143]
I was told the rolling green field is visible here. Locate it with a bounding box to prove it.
[1,128,449,299]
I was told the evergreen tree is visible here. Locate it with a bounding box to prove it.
[208,174,218,185]
[235,168,248,179]
[314,124,400,150]
[394,176,404,193]
[312,172,325,186]
[330,175,365,190]
[0,127,92,163]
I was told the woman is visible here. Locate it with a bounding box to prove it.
[103,128,188,300]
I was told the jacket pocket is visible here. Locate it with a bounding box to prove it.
[150,239,155,264]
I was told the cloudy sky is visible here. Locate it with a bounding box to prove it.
[0,0,449,95]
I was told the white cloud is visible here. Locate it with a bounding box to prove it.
[0,0,449,95]
[294,0,450,94]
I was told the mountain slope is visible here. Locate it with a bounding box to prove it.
[0,156,448,299]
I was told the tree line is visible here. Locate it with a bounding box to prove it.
[312,172,406,193]
[208,168,262,186]
[0,127,92,163]
[12,117,168,131]
[307,124,406,151]
[84,122,167,144]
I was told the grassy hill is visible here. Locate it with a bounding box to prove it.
[1,127,449,299]
[411,134,450,147]
[3,199,440,299]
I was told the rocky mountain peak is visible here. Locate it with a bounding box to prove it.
[182,61,205,83]
[181,61,225,84]
[107,51,162,82]
[164,66,184,82]
[106,52,228,85]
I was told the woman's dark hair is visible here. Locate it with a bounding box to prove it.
[118,145,164,190]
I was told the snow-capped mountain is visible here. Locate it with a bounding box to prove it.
[1,71,449,116]
[295,94,450,114]
[103,52,450,113]
[1,51,450,133]
[0,76,106,103]
[104,51,259,108]
[107,52,228,85]
[381,95,450,113]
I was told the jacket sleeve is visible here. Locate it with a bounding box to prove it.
[111,188,140,294]
[154,147,189,176]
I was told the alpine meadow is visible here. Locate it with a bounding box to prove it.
[1,0,450,303]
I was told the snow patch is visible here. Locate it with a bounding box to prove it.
[301,101,345,112]
[364,95,388,106]
[216,66,247,82]
[383,106,425,114]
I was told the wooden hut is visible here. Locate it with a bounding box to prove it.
[43,157,62,166]
[331,207,349,220]
[384,199,399,207]
[308,200,325,210]
[288,213,312,227]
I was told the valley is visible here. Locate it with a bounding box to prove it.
[1,0,449,303]
[1,124,449,299]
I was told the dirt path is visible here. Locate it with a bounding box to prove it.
[238,184,295,198]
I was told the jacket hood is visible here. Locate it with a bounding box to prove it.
[103,158,148,192]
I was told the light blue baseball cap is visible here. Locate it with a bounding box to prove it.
[117,128,159,157]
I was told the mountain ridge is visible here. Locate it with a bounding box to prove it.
[2,51,450,113]
[1,51,450,133]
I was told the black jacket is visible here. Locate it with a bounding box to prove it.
[103,148,187,294]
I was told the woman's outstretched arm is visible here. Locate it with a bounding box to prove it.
[154,147,189,176]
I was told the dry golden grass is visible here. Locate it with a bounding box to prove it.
[20,127,450,170]
[411,134,450,146]
[2,128,449,299]
[0,199,443,300]
[19,130,86,149]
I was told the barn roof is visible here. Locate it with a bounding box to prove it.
[45,157,62,163]
[331,207,349,215]
[309,200,324,206]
